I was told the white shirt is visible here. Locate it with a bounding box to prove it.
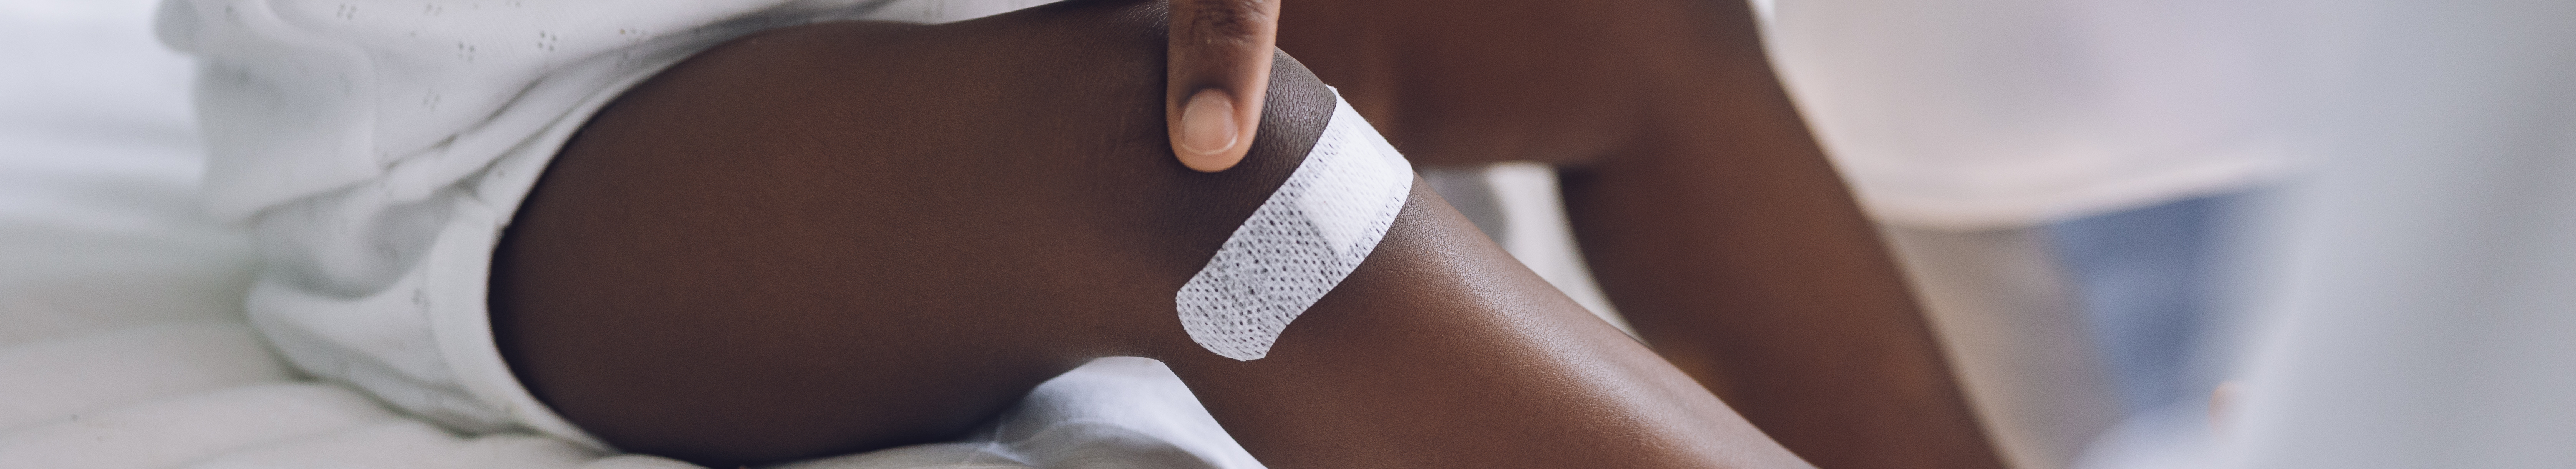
[1765,0,2296,230]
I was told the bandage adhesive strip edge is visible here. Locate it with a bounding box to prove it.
[1175,92,1415,361]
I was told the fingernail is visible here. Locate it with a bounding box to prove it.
[1179,89,1240,157]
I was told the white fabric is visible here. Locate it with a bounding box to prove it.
[1177,95,1413,361]
[1876,225,2122,469]
[153,0,1060,448]
[955,357,1267,469]
[1765,0,2295,230]
[2220,0,2576,467]
[0,383,404,469]
[0,323,292,429]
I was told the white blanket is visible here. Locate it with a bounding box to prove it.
[0,2,1259,467]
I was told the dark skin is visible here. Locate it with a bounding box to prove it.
[495,0,2003,467]
[497,0,1805,467]
[1272,2,2005,468]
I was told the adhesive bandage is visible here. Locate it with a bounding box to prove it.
[1177,93,1415,361]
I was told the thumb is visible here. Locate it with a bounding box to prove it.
[1167,0,1280,172]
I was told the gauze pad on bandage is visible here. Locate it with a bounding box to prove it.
[1177,93,1414,361]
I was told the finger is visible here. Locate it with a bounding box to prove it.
[1167,0,1280,172]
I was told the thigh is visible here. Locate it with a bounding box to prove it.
[489,0,1336,464]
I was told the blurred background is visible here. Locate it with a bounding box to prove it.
[3,0,2570,468]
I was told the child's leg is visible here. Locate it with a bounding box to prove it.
[490,0,1808,467]
[1275,2,2007,467]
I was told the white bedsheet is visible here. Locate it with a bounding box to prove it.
[1,2,1260,467]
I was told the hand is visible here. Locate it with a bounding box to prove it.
[1165,0,1278,172]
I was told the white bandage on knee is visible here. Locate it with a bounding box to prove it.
[1177,92,1415,361]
